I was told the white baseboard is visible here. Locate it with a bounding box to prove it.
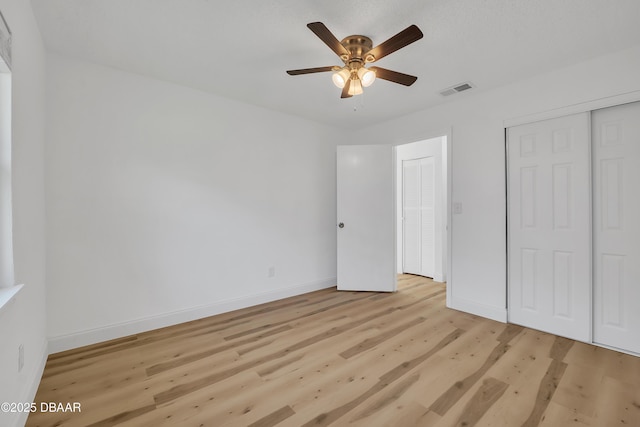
[48,277,336,354]
[14,339,48,427]
[433,274,445,283]
[448,296,507,323]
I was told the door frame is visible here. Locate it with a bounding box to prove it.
[396,136,447,281]
[393,128,452,306]
[504,90,640,128]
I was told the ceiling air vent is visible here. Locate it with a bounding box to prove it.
[439,82,474,97]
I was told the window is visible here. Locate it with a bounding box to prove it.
[0,10,12,290]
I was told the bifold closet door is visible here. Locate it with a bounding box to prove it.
[592,102,640,354]
[507,112,591,342]
[402,157,435,278]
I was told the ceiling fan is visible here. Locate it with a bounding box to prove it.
[287,22,423,98]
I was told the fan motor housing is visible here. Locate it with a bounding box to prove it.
[340,35,373,63]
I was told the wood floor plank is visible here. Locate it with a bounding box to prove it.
[153,308,397,404]
[222,293,371,341]
[27,275,640,427]
[592,374,640,426]
[152,284,448,407]
[520,358,568,426]
[248,306,461,426]
[476,329,557,425]
[452,377,509,427]
[537,401,594,426]
[416,322,504,408]
[283,321,462,424]
[479,358,553,426]
[116,371,266,427]
[350,400,441,427]
[298,328,464,426]
[549,335,575,361]
[428,324,524,415]
[246,406,296,427]
[347,373,421,422]
[146,324,292,376]
[339,291,447,360]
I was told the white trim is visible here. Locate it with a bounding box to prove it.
[391,126,452,302]
[445,128,452,308]
[14,339,48,427]
[586,113,594,344]
[449,295,508,323]
[390,127,453,148]
[504,90,640,128]
[593,341,640,359]
[0,283,23,318]
[432,274,445,283]
[392,147,398,292]
[48,277,336,354]
[395,136,447,280]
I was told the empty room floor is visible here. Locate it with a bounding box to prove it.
[28,275,640,426]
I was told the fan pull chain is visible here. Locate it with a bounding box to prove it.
[352,88,365,112]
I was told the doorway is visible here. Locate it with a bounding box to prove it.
[336,135,450,295]
[396,136,448,283]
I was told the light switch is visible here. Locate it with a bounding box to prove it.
[453,202,463,214]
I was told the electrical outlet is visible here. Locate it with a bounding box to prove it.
[268,266,275,278]
[18,344,24,373]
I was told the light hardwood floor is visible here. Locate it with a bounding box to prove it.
[28,275,640,426]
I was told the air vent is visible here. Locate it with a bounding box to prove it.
[439,82,475,97]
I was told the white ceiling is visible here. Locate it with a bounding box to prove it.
[31,0,640,130]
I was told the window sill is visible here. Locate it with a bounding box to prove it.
[0,283,23,316]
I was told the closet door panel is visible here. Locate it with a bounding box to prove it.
[420,157,435,277]
[402,159,420,274]
[593,102,640,354]
[507,112,591,342]
[402,157,436,278]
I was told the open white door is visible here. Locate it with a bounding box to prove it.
[337,145,396,292]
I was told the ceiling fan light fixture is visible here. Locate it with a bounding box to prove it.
[357,67,376,87]
[348,78,363,96]
[332,67,350,88]
[286,22,423,98]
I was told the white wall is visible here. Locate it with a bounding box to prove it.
[0,1,48,426]
[45,54,344,352]
[45,44,640,350]
[354,44,640,322]
[395,136,447,282]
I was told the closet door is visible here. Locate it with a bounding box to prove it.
[592,102,640,354]
[402,157,436,277]
[403,159,421,274]
[507,113,591,341]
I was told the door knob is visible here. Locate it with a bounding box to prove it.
[338,222,344,228]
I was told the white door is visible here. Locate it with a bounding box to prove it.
[592,102,640,353]
[337,145,396,292]
[402,157,435,277]
[507,112,591,342]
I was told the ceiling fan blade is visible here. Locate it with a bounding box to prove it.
[341,79,353,98]
[369,67,418,86]
[286,66,336,75]
[365,25,423,62]
[307,22,350,59]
